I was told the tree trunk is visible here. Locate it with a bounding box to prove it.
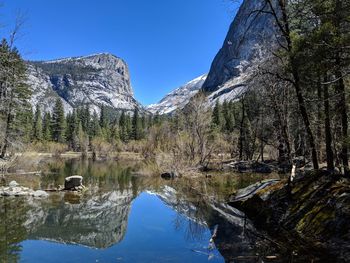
[323,77,335,171]
[293,70,319,169]
[239,100,245,160]
[334,0,349,176]
[0,90,14,159]
[317,79,323,161]
[335,67,349,175]
[0,103,12,158]
[277,0,319,169]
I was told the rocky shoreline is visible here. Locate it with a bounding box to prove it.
[229,171,350,262]
[0,181,49,198]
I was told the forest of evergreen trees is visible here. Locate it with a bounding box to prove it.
[29,100,152,151]
[0,0,349,175]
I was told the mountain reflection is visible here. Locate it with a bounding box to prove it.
[0,159,288,263]
[27,190,134,248]
[0,160,141,262]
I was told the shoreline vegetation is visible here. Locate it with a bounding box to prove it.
[0,0,350,261]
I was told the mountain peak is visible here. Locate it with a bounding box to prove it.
[27,53,143,113]
[147,74,207,115]
[202,0,277,93]
[40,52,123,65]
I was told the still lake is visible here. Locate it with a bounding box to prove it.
[0,159,300,263]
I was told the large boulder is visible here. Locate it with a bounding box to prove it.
[64,176,83,190]
[231,179,281,202]
[229,171,350,262]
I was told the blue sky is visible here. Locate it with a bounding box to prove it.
[1,0,242,105]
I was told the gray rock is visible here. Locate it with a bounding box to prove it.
[9,180,19,188]
[1,185,47,197]
[65,175,83,190]
[33,190,49,198]
[231,179,280,202]
[26,53,144,113]
[1,190,10,196]
[202,0,278,93]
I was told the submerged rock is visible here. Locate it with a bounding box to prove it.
[229,171,350,262]
[33,190,49,198]
[223,161,273,174]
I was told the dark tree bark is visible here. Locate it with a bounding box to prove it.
[264,0,319,169]
[335,66,349,175]
[239,99,245,160]
[323,77,335,171]
[334,0,349,175]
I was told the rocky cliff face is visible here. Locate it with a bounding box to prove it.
[147,74,207,115]
[148,0,278,114]
[202,0,277,94]
[27,53,143,113]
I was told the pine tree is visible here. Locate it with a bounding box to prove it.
[78,105,90,133]
[51,98,65,143]
[99,105,109,129]
[212,100,223,129]
[42,112,52,141]
[222,100,234,133]
[110,121,120,142]
[0,39,32,157]
[90,111,101,138]
[77,121,88,155]
[65,110,79,150]
[119,111,132,142]
[20,105,33,144]
[132,108,142,140]
[32,104,43,141]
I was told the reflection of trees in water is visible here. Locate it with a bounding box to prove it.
[40,159,141,196]
[0,159,143,260]
[173,213,207,242]
[163,179,314,263]
[0,198,29,263]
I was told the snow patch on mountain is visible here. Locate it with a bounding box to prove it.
[147,74,207,115]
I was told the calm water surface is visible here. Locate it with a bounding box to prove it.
[0,159,315,263]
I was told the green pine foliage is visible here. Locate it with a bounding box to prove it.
[42,112,52,141]
[0,39,32,157]
[51,98,66,143]
[32,104,43,141]
[132,108,143,140]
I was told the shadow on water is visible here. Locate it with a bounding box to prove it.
[0,159,330,262]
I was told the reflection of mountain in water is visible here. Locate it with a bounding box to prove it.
[151,185,284,262]
[26,188,135,249]
[151,186,257,258]
[0,186,136,263]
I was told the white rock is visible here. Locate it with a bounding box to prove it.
[9,181,19,188]
[33,190,49,198]
[27,53,144,114]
